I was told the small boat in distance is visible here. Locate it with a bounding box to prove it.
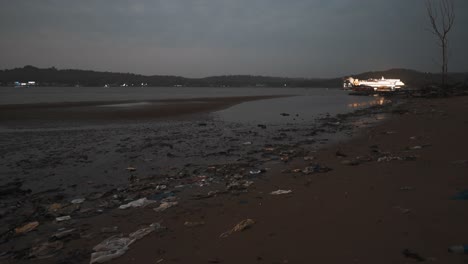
[343,76,405,92]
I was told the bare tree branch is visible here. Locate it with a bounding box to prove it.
[425,0,455,89]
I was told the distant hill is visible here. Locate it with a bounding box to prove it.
[0,66,466,88]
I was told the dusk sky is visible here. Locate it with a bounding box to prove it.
[1,0,467,78]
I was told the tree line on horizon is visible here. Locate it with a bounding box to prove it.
[0,66,466,88]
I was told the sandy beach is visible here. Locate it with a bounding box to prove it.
[1,94,468,264]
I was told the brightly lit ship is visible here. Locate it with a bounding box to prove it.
[343,76,405,91]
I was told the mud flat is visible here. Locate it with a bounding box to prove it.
[2,94,467,263]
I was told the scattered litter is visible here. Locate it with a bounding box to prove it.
[452,190,468,200]
[90,223,164,264]
[155,185,167,191]
[71,198,85,204]
[119,198,156,210]
[249,169,263,175]
[402,249,425,262]
[52,229,76,240]
[184,221,205,227]
[227,180,253,191]
[242,141,252,145]
[302,164,332,174]
[292,169,302,173]
[29,241,63,259]
[377,156,402,162]
[56,216,71,222]
[220,219,255,238]
[270,190,292,195]
[126,167,136,172]
[154,201,178,212]
[448,245,468,254]
[48,203,62,213]
[15,221,39,234]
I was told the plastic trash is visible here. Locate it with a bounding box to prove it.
[153,201,178,212]
[29,241,63,259]
[249,169,262,175]
[71,198,85,204]
[448,245,468,254]
[52,229,76,239]
[90,249,127,264]
[55,216,71,222]
[119,198,156,210]
[302,164,331,174]
[126,167,136,172]
[90,223,164,264]
[220,219,255,238]
[270,190,292,195]
[15,221,39,234]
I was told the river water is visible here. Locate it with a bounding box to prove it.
[0,87,384,125]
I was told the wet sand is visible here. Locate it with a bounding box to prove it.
[0,95,288,127]
[1,95,468,263]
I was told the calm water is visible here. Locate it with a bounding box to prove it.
[0,86,384,125]
[1,86,312,105]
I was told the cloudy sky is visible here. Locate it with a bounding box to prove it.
[0,0,467,77]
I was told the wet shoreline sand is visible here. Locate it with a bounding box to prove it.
[105,96,468,264]
[1,95,468,263]
[0,95,289,127]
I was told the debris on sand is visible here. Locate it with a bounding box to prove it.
[220,219,255,238]
[402,249,426,262]
[29,241,63,259]
[270,190,292,195]
[154,201,178,212]
[90,223,165,264]
[71,198,85,204]
[56,216,71,222]
[15,221,39,234]
[302,164,332,174]
[119,198,156,210]
[126,167,136,172]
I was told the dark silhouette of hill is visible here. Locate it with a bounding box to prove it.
[0,66,466,88]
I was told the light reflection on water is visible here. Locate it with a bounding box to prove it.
[215,93,387,124]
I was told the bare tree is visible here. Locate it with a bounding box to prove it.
[425,0,455,89]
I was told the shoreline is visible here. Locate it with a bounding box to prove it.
[102,96,468,264]
[1,95,467,263]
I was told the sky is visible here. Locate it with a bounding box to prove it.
[0,0,467,78]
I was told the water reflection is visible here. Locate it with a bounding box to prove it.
[216,92,388,124]
[347,97,388,108]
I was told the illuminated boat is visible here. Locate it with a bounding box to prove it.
[343,76,405,91]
